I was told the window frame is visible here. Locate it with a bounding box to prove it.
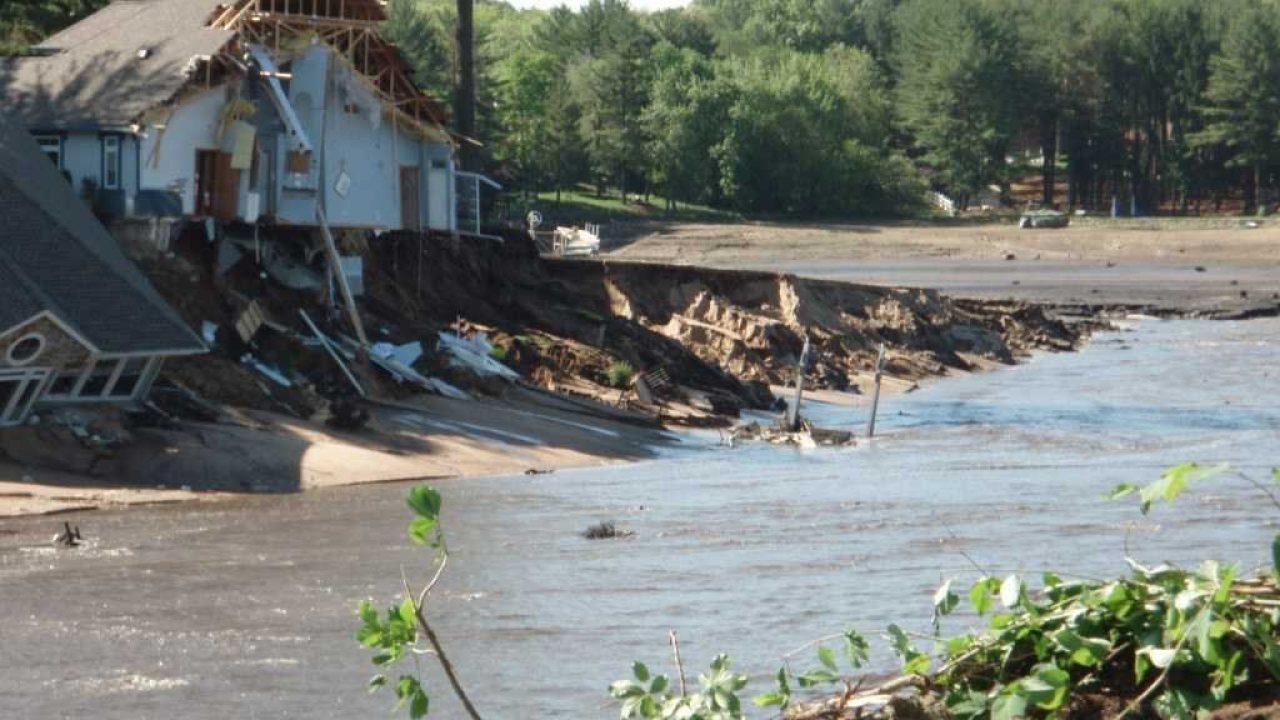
[34,134,63,169]
[101,133,122,190]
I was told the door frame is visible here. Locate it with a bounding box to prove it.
[400,166,421,231]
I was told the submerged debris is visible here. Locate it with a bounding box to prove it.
[52,522,82,548]
[730,420,854,448]
[582,521,634,540]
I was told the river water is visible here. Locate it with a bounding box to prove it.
[2,318,1278,719]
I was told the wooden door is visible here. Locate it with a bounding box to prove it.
[400,166,421,231]
[195,149,240,221]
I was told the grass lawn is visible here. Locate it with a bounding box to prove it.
[527,189,741,225]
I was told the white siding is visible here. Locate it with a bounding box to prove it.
[138,86,229,215]
[61,134,99,194]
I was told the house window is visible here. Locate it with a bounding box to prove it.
[80,359,117,396]
[106,357,148,398]
[35,135,61,168]
[6,334,45,366]
[102,135,121,189]
[45,371,79,398]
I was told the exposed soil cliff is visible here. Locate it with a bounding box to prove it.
[366,231,1087,413]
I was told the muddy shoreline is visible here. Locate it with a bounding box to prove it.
[6,218,1265,519]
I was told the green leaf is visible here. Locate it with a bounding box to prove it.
[797,670,838,687]
[608,680,631,697]
[408,516,438,545]
[904,653,931,676]
[1000,574,1022,608]
[843,630,869,668]
[1272,534,1279,580]
[649,675,667,695]
[1138,463,1229,514]
[407,486,442,520]
[368,674,386,693]
[409,686,429,719]
[1024,665,1070,710]
[817,645,837,672]
[934,579,959,617]
[754,692,788,708]
[991,692,1028,720]
[971,577,998,616]
[1107,483,1139,499]
[633,661,650,683]
[399,598,417,627]
[359,599,378,626]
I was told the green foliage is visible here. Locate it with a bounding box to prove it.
[1107,461,1229,514]
[611,464,1280,718]
[0,0,105,53]
[358,485,454,718]
[609,654,748,720]
[606,361,635,389]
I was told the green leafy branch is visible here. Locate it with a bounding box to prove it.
[357,486,483,719]
[610,464,1280,719]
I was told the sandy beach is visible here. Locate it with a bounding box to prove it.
[0,389,672,518]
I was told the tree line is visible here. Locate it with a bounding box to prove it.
[10,0,1280,217]
[387,0,1280,218]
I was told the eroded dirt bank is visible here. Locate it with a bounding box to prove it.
[370,232,1087,406]
[0,229,1090,517]
[545,259,1083,395]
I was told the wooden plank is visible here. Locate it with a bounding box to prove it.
[315,206,369,346]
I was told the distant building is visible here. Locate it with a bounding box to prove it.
[0,0,496,235]
[0,114,205,427]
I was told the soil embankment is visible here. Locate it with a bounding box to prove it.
[0,228,1089,517]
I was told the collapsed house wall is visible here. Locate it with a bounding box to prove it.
[139,85,235,215]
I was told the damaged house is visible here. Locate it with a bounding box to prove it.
[0,114,205,427]
[0,0,495,236]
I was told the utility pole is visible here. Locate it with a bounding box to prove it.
[867,344,886,438]
[786,336,813,432]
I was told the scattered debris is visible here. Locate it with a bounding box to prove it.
[325,398,370,431]
[52,522,82,548]
[731,420,854,448]
[437,331,520,381]
[552,224,602,256]
[582,521,634,540]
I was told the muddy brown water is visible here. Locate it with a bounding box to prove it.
[2,318,1278,718]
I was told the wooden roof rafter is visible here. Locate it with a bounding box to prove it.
[208,0,451,142]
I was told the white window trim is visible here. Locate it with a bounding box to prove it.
[5,333,45,366]
[39,355,165,404]
[34,134,62,169]
[102,135,121,190]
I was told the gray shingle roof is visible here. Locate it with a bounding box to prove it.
[0,0,232,128]
[0,113,205,355]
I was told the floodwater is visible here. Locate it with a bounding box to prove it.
[2,318,1278,719]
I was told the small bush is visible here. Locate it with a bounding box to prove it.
[606,361,634,388]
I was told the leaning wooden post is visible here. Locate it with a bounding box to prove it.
[786,335,811,431]
[867,344,886,438]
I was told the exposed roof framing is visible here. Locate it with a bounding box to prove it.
[211,0,450,143]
